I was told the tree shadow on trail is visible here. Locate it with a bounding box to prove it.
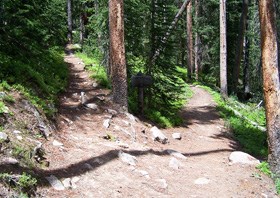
[179,106,220,127]
[0,147,235,187]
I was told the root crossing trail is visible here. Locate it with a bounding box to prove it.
[37,53,278,197]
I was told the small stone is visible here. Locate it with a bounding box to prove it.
[85,103,99,110]
[229,151,260,165]
[16,135,23,140]
[83,163,93,170]
[155,179,168,189]
[71,176,80,189]
[107,109,118,115]
[169,157,180,170]
[1,157,19,165]
[103,119,110,128]
[194,177,210,185]
[126,113,136,122]
[0,132,8,141]
[137,170,150,179]
[172,133,182,140]
[151,126,168,144]
[0,92,6,98]
[166,149,187,160]
[53,140,63,147]
[45,175,65,191]
[13,130,22,134]
[92,82,98,88]
[62,178,71,188]
[118,151,137,166]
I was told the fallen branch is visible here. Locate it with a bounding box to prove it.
[227,106,266,132]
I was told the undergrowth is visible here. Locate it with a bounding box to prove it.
[0,47,68,117]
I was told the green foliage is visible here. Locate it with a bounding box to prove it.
[76,52,110,88]
[0,102,7,114]
[0,172,37,196]
[257,162,272,177]
[276,178,280,194]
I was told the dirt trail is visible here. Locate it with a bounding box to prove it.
[37,53,278,197]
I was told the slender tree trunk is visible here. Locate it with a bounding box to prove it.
[233,0,249,93]
[243,27,250,98]
[109,0,128,109]
[186,1,193,80]
[194,0,200,80]
[67,0,73,44]
[220,0,228,97]
[151,0,191,64]
[80,4,86,46]
[148,0,156,74]
[259,0,280,176]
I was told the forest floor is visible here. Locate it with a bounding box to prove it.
[36,52,278,198]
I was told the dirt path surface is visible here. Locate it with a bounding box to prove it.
[37,53,278,197]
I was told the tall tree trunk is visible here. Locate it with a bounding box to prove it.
[148,0,156,74]
[259,0,280,176]
[220,0,228,97]
[243,26,250,98]
[194,0,200,80]
[233,0,249,93]
[186,1,193,80]
[80,4,86,46]
[109,0,128,109]
[67,0,73,44]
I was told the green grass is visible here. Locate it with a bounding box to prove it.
[0,172,37,196]
[76,52,110,88]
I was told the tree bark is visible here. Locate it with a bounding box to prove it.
[259,0,280,176]
[186,1,193,80]
[194,0,200,81]
[233,0,249,93]
[220,0,228,97]
[67,0,72,44]
[109,0,128,109]
[243,16,250,99]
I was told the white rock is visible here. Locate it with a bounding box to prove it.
[118,151,137,166]
[172,133,182,140]
[151,126,168,144]
[16,135,23,140]
[126,113,136,122]
[169,157,180,170]
[62,178,71,188]
[107,109,118,115]
[85,103,99,110]
[45,175,65,191]
[229,151,260,165]
[194,177,210,185]
[103,119,110,128]
[1,157,19,165]
[0,92,6,98]
[0,132,8,141]
[13,130,22,134]
[166,149,187,160]
[155,179,168,189]
[137,170,150,179]
[71,176,80,189]
[92,82,98,88]
[53,140,63,147]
